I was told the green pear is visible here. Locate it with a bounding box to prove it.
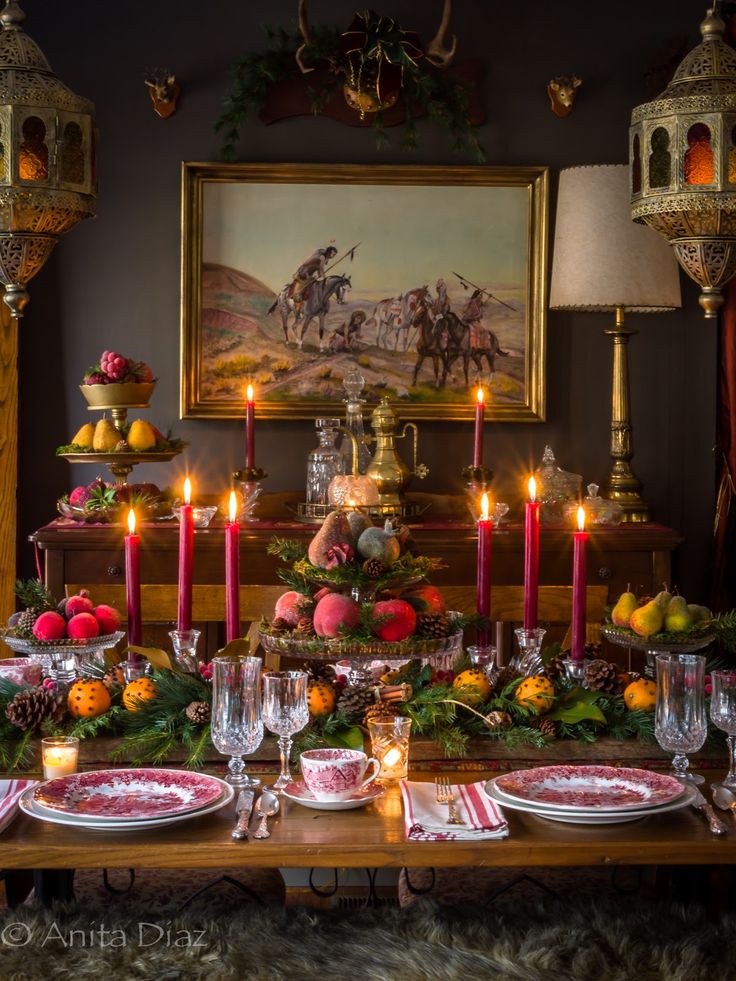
[688,604,712,624]
[653,588,673,612]
[629,599,664,638]
[664,595,693,633]
[611,589,638,628]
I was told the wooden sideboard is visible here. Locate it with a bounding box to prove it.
[32,514,681,634]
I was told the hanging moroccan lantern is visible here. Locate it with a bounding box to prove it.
[0,1,96,318]
[630,7,736,318]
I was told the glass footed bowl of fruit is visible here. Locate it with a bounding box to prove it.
[601,588,715,655]
[57,479,172,523]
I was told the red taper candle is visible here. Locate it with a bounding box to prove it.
[571,506,589,663]
[225,491,240,643]
[245,384,255,470]
[476,493,492,646]
[124,508,142,657]
[177,476,194,632]
[523,476,540,630]
[473,386,485,468]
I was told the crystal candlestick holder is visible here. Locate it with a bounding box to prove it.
[122,660,151,684]
[562,657,590,683]
[169,629,200,672]
[467,645,498,684]
[510,628,546,677]
[233,468,267,522]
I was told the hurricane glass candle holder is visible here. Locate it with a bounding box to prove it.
[368,716,412,782]
[41,736,79,780]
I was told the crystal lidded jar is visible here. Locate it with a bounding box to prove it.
[306,417,344,505]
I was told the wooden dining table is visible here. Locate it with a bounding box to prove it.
[2,769,735,878]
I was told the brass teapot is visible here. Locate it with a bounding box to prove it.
[365,398,428,508]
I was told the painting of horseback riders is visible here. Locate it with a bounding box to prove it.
[182,163,548,420]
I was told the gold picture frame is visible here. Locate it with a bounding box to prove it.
[181,162,548,421]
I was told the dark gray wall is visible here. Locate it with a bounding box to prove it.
[18,0,715,597]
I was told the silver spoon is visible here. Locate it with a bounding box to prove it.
[252,790,280,839]
[711,784,736,821]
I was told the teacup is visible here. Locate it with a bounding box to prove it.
[300,748,381,801]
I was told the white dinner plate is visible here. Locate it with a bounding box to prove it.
[492,765,685,813]
[282,779,384,811]
[484,779,697,824]
[19,780,234,831]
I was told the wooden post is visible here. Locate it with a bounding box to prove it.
[0,300,17,630]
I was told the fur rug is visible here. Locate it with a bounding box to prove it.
[0,895,733,981]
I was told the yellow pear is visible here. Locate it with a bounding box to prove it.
[664,595,693,633]
[653,588,672,611]
[127,419,157,452]
[629,599,664,638]
[70,422,94,450]
[611,588,638,628]
[688,604,712,624]
[92,418,120,452]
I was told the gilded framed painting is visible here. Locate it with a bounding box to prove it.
[181,163,548,421]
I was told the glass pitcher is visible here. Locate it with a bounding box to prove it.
[306,417,345,505]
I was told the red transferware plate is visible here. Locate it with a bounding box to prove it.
[34,768,225,820]
[493,765,685,812]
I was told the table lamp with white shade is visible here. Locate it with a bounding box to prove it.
[549,164,682,522]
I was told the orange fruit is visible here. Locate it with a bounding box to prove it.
[122,677,158,712]
[453,668,492,705]
[307,681,336,717]
[623,678,656,712]
[515,675,555,714]
[67,679,112,719]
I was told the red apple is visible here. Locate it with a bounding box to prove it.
[67,612,100,639]
[313,593,360,638]
[400,585,447,616]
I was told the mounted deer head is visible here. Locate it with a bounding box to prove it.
[144,69,181,118]
[547,75,582,118]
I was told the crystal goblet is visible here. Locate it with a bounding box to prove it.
[655,653,706,785]
[262,671,309,792]
[709,669,736,791]
[211,655,263,788]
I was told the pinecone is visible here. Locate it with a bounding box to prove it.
[362,558,386,579]
[544,655,567,681]
[584,642,603,660]
[364,703,396,727]
[269,617,291,635]
[5,687,66,731]
[14,608,39,638]
[295,616,315,636]
[493,665,522,692]
[185,700,211,724]
[484,710,512,731]
[336,684,377,719]
[416,613,450,639]
[301,661,336,684]
[584,658,619,693]
[529,716,558,739]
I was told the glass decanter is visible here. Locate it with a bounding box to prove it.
[306,417,345,505]
[339,369,371,474]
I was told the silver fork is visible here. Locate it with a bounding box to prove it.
[435,775,464,825]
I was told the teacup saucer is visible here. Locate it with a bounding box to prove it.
[282,780,384,811]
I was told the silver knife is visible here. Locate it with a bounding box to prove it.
[690,785,728,835]
[232,789,255,841]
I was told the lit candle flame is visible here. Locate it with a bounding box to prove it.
[228,490,238,524]
[577,506,586,532]
[383,747,402,768]
[481,493,490,520]
[184,477,192,505]
[128,508,136,535]
[476,386,484,405]
[528,476,536,503]
[246,384,254,403]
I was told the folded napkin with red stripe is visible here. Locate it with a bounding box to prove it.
[400,779,508,841]
[0,779,37,834]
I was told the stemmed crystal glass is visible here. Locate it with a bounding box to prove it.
[262,671,309,792]
[211,655,263,788]
[709,670,736,791]
[655,653,707,784]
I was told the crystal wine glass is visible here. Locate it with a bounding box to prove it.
[211,655,263,788]
[262,671,309,792]
[655,653,707,784]
[709,669,736,791]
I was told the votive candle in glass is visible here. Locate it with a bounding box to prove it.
[368,716,412,782]
[41,736,79,780]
